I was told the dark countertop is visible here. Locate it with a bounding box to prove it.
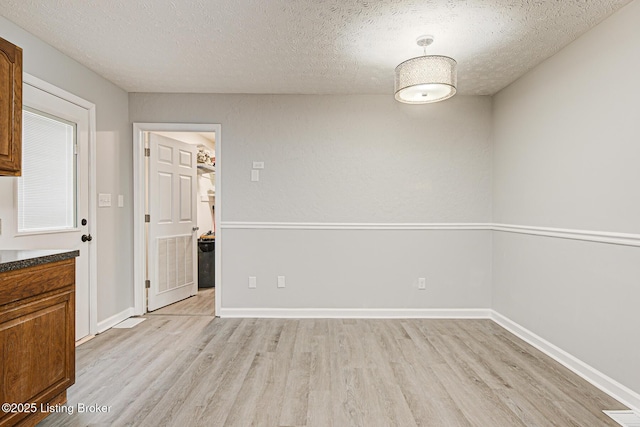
[0,249,80,273]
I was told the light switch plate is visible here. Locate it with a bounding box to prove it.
[98,193,112,207]
[251,169,260,182]
[249,276,257,289]
[118,195,124,208]
[277,276,286,288]
[252,161,264,169]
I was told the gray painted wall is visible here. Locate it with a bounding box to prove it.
[0,16,133,323]
[492,0,640,395]
[130,94,492,223]
[5,0,638,403]
[223,229,491,309]
[130,94,494,310]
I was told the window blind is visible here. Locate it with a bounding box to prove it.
[18,109,76,233]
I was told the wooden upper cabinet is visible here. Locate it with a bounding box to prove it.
[0,36,22,176]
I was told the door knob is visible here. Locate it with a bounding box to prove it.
[81,234,93,242]
[192,226,200,232]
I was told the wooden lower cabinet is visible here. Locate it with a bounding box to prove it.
[0,259,75,427]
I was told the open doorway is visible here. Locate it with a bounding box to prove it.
[132,123,222,318]
[149,131,216,316]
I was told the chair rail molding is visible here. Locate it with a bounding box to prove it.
[220,221,640,246]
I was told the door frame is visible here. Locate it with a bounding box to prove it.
[23,73,98,336]
[132,123,222,316]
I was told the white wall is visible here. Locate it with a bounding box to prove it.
[196,173,215,235]
[0,16,133,323]
[492,0,640,398]
[130,94,493,310]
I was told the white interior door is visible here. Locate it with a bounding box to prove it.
[147,133,198,311]
[19,83,91,340]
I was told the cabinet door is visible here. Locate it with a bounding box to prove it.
[0,290,75,426]
[0,37,22,176]
[0,270,75,426]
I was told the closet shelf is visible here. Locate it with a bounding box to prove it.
[197,164,216,174]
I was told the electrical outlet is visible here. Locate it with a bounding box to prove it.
[252,161,264,169]
[251,169,260,182]
[249,276,257,289]
[418,277,426,290]
[277,276,286,288]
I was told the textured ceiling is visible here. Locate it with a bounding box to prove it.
[0,0,632,95]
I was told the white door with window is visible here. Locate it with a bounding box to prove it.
[18,82,92,340]
[147,133,198,311]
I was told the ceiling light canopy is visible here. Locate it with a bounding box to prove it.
[394,35,457,104]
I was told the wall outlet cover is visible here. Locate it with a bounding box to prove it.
[277,276,286,288]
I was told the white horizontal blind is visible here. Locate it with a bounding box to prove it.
[18,109,77,233]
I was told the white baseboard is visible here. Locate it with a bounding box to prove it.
[97,307,135,333]
[491,310,640,413]
[217,307,491,319]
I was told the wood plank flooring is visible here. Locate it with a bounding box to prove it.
[38,317,626,426]
[148,287,215,316]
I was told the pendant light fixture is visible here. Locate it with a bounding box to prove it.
[394,35,457,104]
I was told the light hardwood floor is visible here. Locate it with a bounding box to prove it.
[39,317,626,426]
[148,287,215,317]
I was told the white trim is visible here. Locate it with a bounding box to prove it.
[490,310,640,413]
[23,74,94,110]
[219,221,640,247]
[88,105,98,335]
[493,223,640,247]
[23,73,99,336]
[132,124,145,316]
[14,227,81,236]
[218,307,491,319]
[214,126,222,318]
[220,222,492,230]
[133,123,222,317]
[96,307,135,333]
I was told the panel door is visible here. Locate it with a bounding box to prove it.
[19,83,91,340]
[148,133,198,311]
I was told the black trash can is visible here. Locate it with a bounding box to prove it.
[198,239,215,288]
